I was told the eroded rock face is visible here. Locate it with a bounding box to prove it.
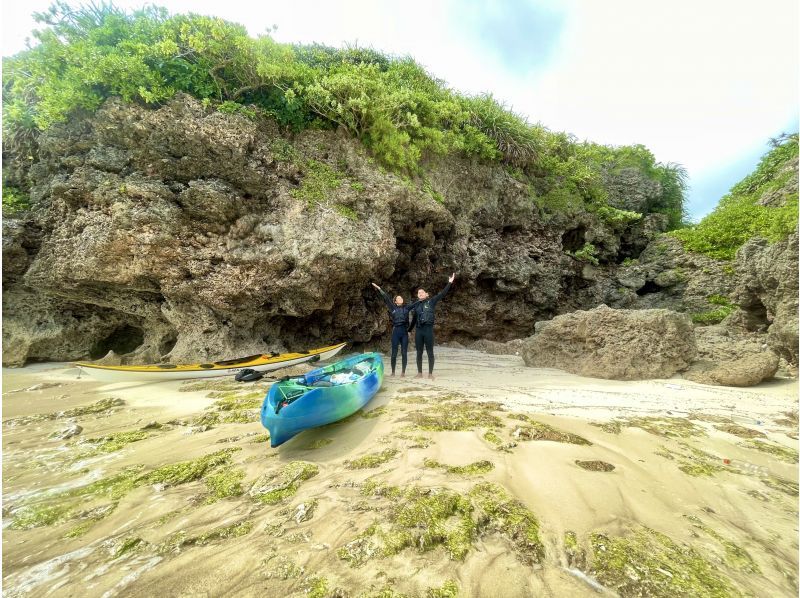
[519,305,696,380]
[732,231,799,364]
[3,95,671,366]
[612,236,737,314]
[3,94,795,371]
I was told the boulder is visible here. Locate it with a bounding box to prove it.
[684,353,779,387]
[682,325,779,386]
[520,305,696,380]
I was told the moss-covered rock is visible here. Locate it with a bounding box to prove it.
[210,391,264,411]
[143,448,240,487]
[426,580,459,597]
[159,520,253,553]
[591,420,624,434]
[564,530,587,569]
[112,536,147,559]
[301,575,330,598]
[261,553,305,580]
[654,443,727,477]
[625,417,706,439]
[9,502,74,530]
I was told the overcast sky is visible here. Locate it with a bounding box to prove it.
[3,0,797,220]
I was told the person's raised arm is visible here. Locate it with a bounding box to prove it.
[430,273,455,304]
[371,282,394,309]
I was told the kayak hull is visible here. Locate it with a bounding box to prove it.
[74,343,347,382]
[262,353,384,447]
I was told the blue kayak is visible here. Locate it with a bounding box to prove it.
[261,352,384,447]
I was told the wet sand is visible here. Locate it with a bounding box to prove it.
[2,348,798,597]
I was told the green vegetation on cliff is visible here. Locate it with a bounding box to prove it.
[3,2,687,228]
[671,133,798,259]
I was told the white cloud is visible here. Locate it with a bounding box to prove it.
[524,0,798,174]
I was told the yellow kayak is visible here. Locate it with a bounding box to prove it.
[74,342,347,382]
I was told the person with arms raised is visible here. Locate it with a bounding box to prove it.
[371,283,418,376]
[408,273,455,380]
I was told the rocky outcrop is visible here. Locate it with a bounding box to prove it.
[3,95,796,370]
[518,305,696,380]
[682,325,779,386]
[603,167,663,214]
[610,236,737,314]
[731,231,798,364]
[2,95,670,366]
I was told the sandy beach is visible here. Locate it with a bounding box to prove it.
[2,347,798,597]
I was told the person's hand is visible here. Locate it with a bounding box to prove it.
[371,282,380,290]
[448,273,455,283]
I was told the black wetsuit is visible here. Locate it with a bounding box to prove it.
[408,282,451,374]
[376,289,418,374]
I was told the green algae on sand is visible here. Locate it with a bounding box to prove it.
[740,439,799,463]
[589,527,740,597]
[512,420,591,445]
[340,481,544,568]
[4,398,126,426]
[402,401,503,432]
[9,448,241,530]
[483,430,516,452]
[575,460,615,472]
[423,458,494,476]
[249,461,319,504]
[685,515,760,574]
[345,449,399,470]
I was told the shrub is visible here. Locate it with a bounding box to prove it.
[671,134,798,260]
[2,185,29,214]
[2,3,687,220]
[570,243,600,265]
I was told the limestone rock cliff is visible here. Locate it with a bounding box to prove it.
[3,95,797,374]
[2,95,670,365]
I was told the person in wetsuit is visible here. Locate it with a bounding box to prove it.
[408,273,455,380]
[371,282,418,376]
